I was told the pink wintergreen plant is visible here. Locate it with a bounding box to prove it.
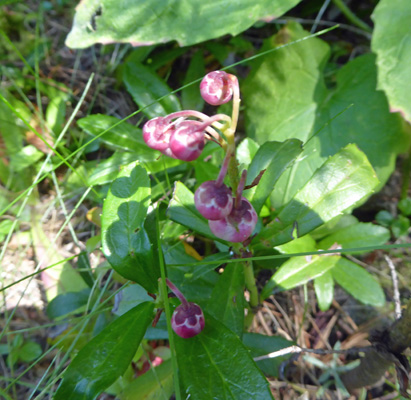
[142,116,174,153]
[208,170,258,243]
[194,151,233,220]
[169,120,205,162]
[200,71,236,106]
[166,279,205,339]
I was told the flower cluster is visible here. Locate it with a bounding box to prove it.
[142,70,258,243]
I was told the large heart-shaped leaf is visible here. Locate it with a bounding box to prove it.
[66,0,302,49]
[55,302,155,400]
[372,0,411,123]
[102,161,159,292]
[256,144,379,249]
[174,314,273,400]
[243,23,408,209]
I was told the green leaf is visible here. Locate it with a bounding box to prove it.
[113,284,154,317]
[47,289,92,319]
[78,114,157,159]
[236,138,260,169]
[66,0,301,49]
[246,139,303,214]
[55,302,155,400]
[371,0,411,123]
[261,255,340,300]
[120,360,173,400]
[181,50,205,111]
[398,198,411,216]
[375,210,394,227]
[208,263,245,337]
[18,341,42,363]
[9,145,43,172]
[244,24,408,208]
[243,333,294,377]
[167,181,219,241]
[101,161,159,292]
[123,62,181,119]
[314,271,334,311]
[391,215,410,238]
[256,144,379,248]
[318,223,390,254]
[174,314,273,400]
[274,234,316,254]
[331,258,385,307]
[88,152,138,186]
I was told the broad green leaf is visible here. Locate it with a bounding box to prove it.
[318,223,390,253]
[244,23,329,145]
[331,258,385,307]
[314,271,334,311]
[371,0,411,123]
[398,198,411,216]
[261,255,340,300]
[274,234,316,254]
[246,139,303,213]
[46,95,67,135]
[236,138,260,169]
[243,333,294,377]
[310,214,359,240]
[120,360,173,400]
[18,341,42,363]
[123,62,180,119]
[244,24,408,208]
[101,161,159,292]
[78,114,157,158]
[55,302,155,400]
[88,152,137,186]
[256,144,379,248]
[174,314,273,400]
[181,50,205,111]
[113,284,154,317]
[391,215,410,238]
[9,145,43,172]
[167,181,219,241]
[208,263,245,337]
[164,242,219,306]
[66,0,301,49]
[47,289,92,319]
[375,210,394,227]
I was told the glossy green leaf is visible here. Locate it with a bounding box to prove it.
[208,263,245,337]
[318,223,390,254]
[181,50,205,111]
[123,62,181,119]
[261,255,340,300]
[331,258,385,307]
[9,145,43,172]
[55,302,155,400]
[120,360,173,400]
[256,144,379,248]
[66,0,301,49]
[47,289,92,319]
[274,234,316,254]
[314,271,334,311]
[398,198,411,216]
[113,284,154,317]
[375,210,394,227]
[174,314,273,400]
[243,333,294,377]
[391,215,410,238]
[167,181,219,241]
[102,161,159,292]
[372,0,411,123]
[78,114,157,158]
[88,152,137,186]
[244,24,408,208]
[236,138,260,169]
[246,139,303,213]
[310,214,359,240]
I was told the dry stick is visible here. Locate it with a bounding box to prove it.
[384,255,402,320]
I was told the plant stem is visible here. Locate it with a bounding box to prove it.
[244,260,259,309]
[331,0,372,33]
[155,207,181,400]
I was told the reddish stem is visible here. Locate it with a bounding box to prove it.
[166,278,189,309]
[235,170,247,209]
[216,150,232,187]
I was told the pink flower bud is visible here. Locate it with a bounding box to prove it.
[142,117,174,152]
[194,180,233,220]
[171,302,205,339]
[200,71,233,106]
[209,197,258,243]
[169,120,205,161]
